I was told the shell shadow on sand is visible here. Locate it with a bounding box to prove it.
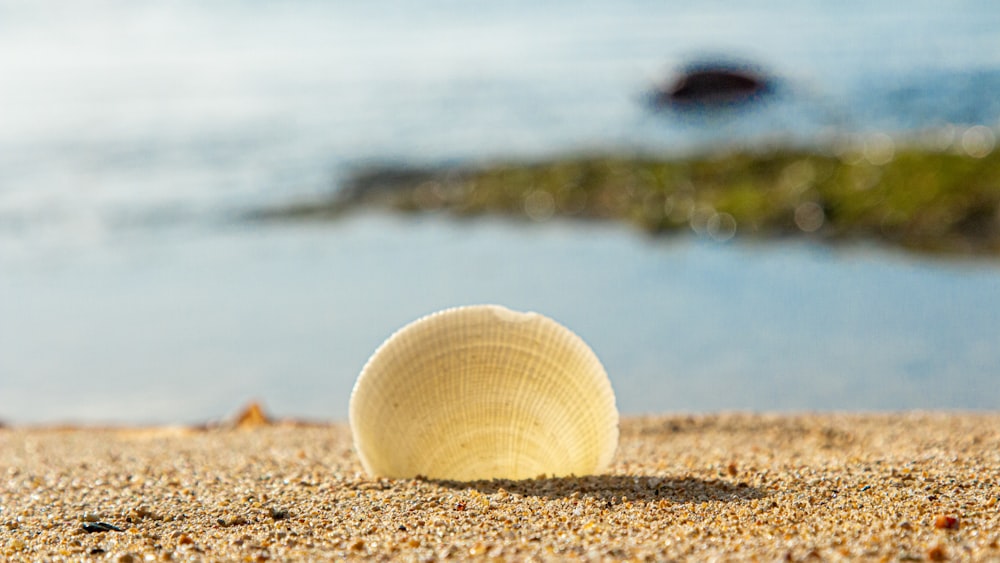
[429,474,766,504]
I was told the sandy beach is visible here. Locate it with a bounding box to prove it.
[2,412,998,561]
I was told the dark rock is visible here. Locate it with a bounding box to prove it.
[653,62,772,109]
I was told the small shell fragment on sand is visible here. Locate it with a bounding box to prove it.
[81,522,123,534]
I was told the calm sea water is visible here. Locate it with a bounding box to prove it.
[1,1,999,423]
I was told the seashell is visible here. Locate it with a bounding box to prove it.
[349,305,618,481]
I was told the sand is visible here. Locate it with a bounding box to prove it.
[1,412,998,561]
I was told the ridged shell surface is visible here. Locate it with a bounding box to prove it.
[349,305,618,481]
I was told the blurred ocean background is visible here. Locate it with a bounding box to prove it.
[1,0,999,424]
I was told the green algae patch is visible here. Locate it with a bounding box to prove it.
[253,147,1000,257]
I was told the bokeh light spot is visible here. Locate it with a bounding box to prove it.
[707,212,737,242]
[961,126,996,158]
[688,204,716,235]
[779,160,816,194]
[794,201,825,233]
[863,133,895,166]
[524,190,555,221]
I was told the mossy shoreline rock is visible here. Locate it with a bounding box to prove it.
[252,146,1000,257]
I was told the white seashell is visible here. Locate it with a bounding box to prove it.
[349,305,619,481]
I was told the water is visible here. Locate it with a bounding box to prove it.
[1,1,999,423]
[3,216,998,424]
